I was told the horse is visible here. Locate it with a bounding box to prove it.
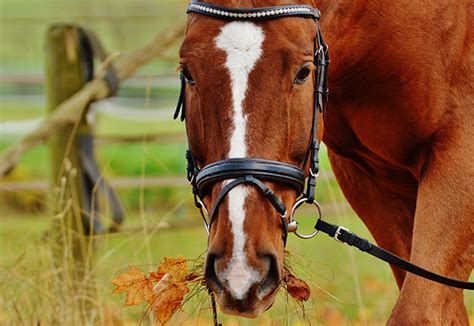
[177,0,473,323]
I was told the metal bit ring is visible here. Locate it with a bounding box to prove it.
[288,197,322,239]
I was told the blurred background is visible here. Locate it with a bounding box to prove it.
[0,0,471,325]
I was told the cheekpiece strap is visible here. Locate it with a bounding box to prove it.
[173,73,187,121]
[186,150,202,208]
[305,21,330,204]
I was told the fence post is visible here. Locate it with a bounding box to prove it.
[45,24,96,323]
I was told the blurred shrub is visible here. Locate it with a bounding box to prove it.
[0,167,46,213]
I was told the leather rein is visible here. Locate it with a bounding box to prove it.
[175,2,474,309]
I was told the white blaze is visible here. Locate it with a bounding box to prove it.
[215,22,265,300]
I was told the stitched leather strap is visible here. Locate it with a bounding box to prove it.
[315,219,474,290]
[208,175,289,245]
[196,158,305,196]
[209,175,287,221]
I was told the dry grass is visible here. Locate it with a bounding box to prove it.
[2,161,472,324]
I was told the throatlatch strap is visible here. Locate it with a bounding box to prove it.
[315,219,474,290]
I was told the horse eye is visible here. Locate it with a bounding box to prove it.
[180,66,195,85]
[294,65,312,85]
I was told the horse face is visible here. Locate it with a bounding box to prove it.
[179,9,316,317]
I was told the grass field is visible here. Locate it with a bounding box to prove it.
[1,135,473,325]
[2,210,473,324]
[0,210,401,325]
[0,76,390,324]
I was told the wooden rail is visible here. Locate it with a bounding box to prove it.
[0,21,185,176]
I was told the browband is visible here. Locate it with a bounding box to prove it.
[187,1,320,20]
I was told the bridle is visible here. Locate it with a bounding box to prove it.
[174,0,330,244]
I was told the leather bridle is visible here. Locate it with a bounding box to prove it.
[174,1,329,244]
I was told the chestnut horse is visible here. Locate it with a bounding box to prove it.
[178,0,473,323]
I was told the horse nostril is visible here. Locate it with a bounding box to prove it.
[260,254,280,296]
[205,253,224,293]
[206,251,281,301]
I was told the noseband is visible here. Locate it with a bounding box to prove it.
[175,1,330,244]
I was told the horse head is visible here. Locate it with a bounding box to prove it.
[177,0,324,317]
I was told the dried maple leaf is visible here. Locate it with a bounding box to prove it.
[152,273,189,324]
[156,256,188,282]
[112,256,194,324]
[111,267,153,306]
[284,273,311,302]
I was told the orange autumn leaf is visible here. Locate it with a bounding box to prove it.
[111,267,153,306]
[156,256,188,282]
[284,273,311,302]
[112,256,193,324]
[152,275,189,325]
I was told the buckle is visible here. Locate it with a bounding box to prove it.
[334,226,349,243]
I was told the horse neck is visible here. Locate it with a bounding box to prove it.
[317,0,376,81]
[318,0,466,95]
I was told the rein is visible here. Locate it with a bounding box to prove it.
[175,1,473,322]
[314,219,474,290]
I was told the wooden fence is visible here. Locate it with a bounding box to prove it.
[0,21,185,322]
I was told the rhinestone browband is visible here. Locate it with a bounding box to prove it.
[187,1,320,20]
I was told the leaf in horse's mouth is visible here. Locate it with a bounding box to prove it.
[152,273,189,324]
[284,273,311,302]
[111,255,199,324]
[111,266,154,306]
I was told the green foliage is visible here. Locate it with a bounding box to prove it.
[0,167,46,213]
